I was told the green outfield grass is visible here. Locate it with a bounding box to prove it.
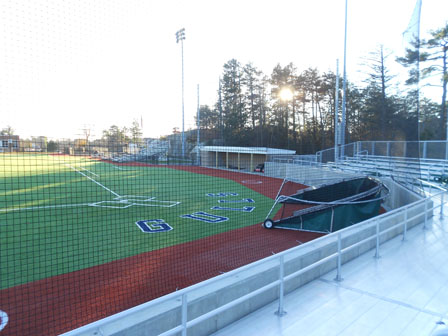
[0,154,276,289]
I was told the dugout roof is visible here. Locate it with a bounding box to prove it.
[199,146,296,155]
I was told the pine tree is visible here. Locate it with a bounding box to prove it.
[397,23,448,139]
[422,24,448,139]
[220,59,246,145]
[362,45,395,139]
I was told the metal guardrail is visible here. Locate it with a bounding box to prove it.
[317,141,448,164]
[62,189,447,336]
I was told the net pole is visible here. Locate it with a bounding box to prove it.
[181,38,185,158]
[335,59,340,163]
[340,0,348,158]
[197,84,200,165]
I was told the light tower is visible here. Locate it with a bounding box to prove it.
[175,28,186,157]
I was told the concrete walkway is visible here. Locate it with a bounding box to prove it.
[213,202,448,336]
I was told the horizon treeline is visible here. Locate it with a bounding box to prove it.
[191,23,447,154]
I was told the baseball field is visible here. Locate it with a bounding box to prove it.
[0,153,322,335]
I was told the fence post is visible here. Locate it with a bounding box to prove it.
[445,140,448,161]
[387,141,391,157]
[182,293,188,336]
[374,221,381,259]
[334,232,343,282]
[423,142,427,160]
[403,206,408,241]
[275,255,287,316]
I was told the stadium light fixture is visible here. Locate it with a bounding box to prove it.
[176,28,186,157]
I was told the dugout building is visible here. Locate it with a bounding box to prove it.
[199,146,295,171]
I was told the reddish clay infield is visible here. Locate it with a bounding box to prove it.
[0,165,324,336]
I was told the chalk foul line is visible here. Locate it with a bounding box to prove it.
[64,163,120,197]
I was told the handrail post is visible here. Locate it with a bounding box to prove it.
[182,293,188,336]
[403,206,408,241]
[441,192,445,219]
[374,221,381,259]
[334,232,343,281]
[275,255,287,316]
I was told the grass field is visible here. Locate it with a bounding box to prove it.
[0,154,277,289]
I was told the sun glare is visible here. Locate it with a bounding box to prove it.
[279,87,293,101]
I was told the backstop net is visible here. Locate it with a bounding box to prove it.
[1,1,443,335]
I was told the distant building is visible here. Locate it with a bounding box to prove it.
[0,135,20,152]
[31,136,47,152]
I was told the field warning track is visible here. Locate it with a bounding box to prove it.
[0,164,323,336]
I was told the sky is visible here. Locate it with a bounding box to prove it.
[0,0,447,140]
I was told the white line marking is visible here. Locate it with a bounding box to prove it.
[115,195,156,201]
[113,166,124,170]
[88,201,133,209]
[0,203,91,213]
[78,166,99,177]
[0,310,8,331]
[132,200,181,207]
[89,197,181,208]
[64,164,120,197]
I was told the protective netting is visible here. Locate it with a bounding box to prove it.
[2,1,446,334]
[0,142,326,335]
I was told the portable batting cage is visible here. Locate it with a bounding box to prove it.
[263,176,389,233]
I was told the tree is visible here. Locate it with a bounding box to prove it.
[270,63,296,148]
[1,126,14,136]
[195,105,219,130]
[362,45,395,139]
[102,125,129,153]
[47,140,59,152]
[397,23,448,139]
[301,68,324,152]
[319,71,338,149]
[242,63,263,130]
[422,24,448,139]
[102,125,129,142]
[220,59,246,145]
[419,97,443,139]
[129,120,143,143]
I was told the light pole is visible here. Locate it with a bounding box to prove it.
[341,0,348,158]
[197,84,200,165]
[335,59,340,162]
[176,28,186,157]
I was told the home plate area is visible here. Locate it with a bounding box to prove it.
[88,195,180,209]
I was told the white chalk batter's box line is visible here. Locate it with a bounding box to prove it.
[88,195,180,208]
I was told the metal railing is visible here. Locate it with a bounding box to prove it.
[63,188,447,336]
[317,141,448,164]
[270,154,318,165]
